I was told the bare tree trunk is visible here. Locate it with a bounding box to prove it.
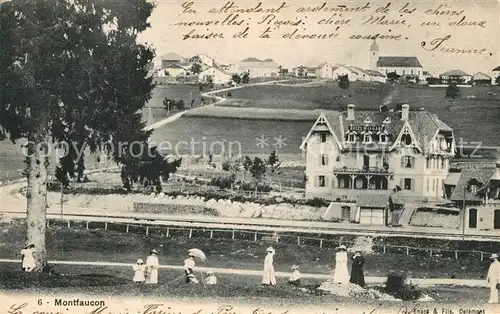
[25,138,49,271]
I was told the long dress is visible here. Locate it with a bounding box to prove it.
[184,258,199,284]
[146,255,159,284]
[333,251,349,284]
[262,253,276,285]
[20,248,36,272]
[349,255,366,287]
[487,260,500,303]
[132,264,146,283]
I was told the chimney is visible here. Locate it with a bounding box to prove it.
[347,104,355,121]
[401,104,409,121]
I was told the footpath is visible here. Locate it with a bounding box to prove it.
[0,258,489,288]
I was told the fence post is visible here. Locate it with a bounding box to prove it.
[67,220,70,228]
[383,245,386,254]
[146,226,149,235]
[254,232,257,242]
[429,249,433,257]
[46,221,50,228]
[189,229,193,238]
[406,246,409,256]
[86,221,89,230]
[297,237,300,245]
[319,239,323,249]
[454,250,458,260]
[232,230,235,239]
[481,252,484,262]
[104,222,108,230]
[210,230,213,239]
[166,228,170,238]
[126,224,129,233]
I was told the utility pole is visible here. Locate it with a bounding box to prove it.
[462,184,467,240]
[60,182,64,219]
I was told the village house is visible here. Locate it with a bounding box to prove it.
[472,72,492,85]
[300,104,455,202]
[332,65,386,83]
[293,66,317,78]
[219,64,237,73]
[198,66,232,85]
[191,53,217,67]
[492,66,500,81]
[238,57,280,78]
[439,70,472,85]
[446,163,500,230]
[315,62,334,79]
[156,52,184,69]
[158,63,189,77]
[370,40,424,81]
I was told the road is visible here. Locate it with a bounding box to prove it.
[0,258,489,288]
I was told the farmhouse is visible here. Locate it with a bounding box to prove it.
[293,66,317,77]
[369,40,424,81]
[300,104,456,202]
[159,52,185,68]
[158,63,190,77]
[492,66,500,82]
[439,69,472,84]
[472,72,492,85]
[315,62,335,79]
[198,66,232,84]
[238,57,280,78]
[332,65,386,83]
[191,53,217,67]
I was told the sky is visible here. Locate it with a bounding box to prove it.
[138,0,500,75]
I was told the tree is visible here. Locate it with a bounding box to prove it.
[0,0,155,270]
[232,74,241,84]
[266,150,281,174]
[387,72,401,82]
[176,100,185,110]
[445,83,461,99]
[338,75,350,89]
[249,157,266,181]
[242,72,250,84]
[190,63,202,74]
[496,76,500,87]
[189,55,202,63]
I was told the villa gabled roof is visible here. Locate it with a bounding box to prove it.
[492,66,500,71]
[241,57,262,62]
[440,69,471,77]
[357,193,391,208]
[473,72,491,80]
[450,168,496,202]
[377,56,422,68]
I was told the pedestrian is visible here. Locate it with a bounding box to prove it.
[145,249,159,284]
[349,251,366,287]
[204,272,217,285]
[262,247,276,286]
[184,253,199,284]
[333,245,349,285]
[487,253,500,303]
[20,244,36,272]
[288,265,301,287]
[133,259,146,283]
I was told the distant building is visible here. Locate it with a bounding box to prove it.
[333,65,386,83]
[238,57,280,78]
[370,40,424,81]
[198,67,232,84]
[300,104,455,202]
[219,64,237,73]
[158,52,185,68]
[472,72,492,85]
[491,66,500,83]
[190,54,217,67]
[315,62,334,79]
[439,70,472,85]
[293,66,317,77]
[159,63,189,77]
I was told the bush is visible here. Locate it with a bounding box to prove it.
[221,160,231,171]
[176,100,185,110]
[338,75,350,89]
[210,174,236,189]
[445,83,460,99]
[304,197,330,207]
[385,272,422,300]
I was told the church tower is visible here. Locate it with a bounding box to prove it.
[369,40,379,71]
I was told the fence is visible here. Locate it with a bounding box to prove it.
[43,217,498,262]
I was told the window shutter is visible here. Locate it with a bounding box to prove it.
[400,178,403,189]
[325,155,328,166]
[411,179,414,191]
[401,156,405,167]
[411,157,415,168]
[314,176,318,187]
[325,176,329,188]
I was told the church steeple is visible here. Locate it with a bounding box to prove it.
[369,40,379,70]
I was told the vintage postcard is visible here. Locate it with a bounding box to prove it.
[1,0,500,313]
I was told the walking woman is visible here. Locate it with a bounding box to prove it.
[333,245,349,285]
[262,247,276,286]
[487,253,500,303]
[146,249,159,284]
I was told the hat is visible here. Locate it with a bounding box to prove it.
[150,249,158,254]
[137,259,144,264]
[491,254,499,259]
[337,245,347,251]
[291,265,299,270]
[207,271,214,276]
[266,247,275,253]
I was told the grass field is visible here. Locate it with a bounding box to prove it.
[0,222,493,280]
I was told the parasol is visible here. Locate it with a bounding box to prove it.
[188,248,206,261]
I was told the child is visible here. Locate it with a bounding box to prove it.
[184,253,199,284]
[204,272,217,285]
[133,259,146,283]
[20,244,36,272]
[288,265,301,287]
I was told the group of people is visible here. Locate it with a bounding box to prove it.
[261,245,366,288]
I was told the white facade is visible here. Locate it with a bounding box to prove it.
[238,58,280,78]
[162,65,188,77]
[198,67,232,84]
[196,54,216,67]
[300,104,455,202]
[315,63,334,79]
[333,66,358,81]
[378,66,423,79]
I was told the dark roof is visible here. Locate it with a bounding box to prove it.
[492,66,500,71]
[440,69,471,77]
[241,57,262,62]
[450,168,496,202]
[263,58,275,62]
[365,70,386,77]
[357,193,390,208]
[377,57,422,68]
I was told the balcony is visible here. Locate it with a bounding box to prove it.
[333,166,394,175]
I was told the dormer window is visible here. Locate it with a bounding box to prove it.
[320,133,327,142]
[383,117,391,124]
[379,134,387,143]
[470,185,477,193]
[364,117,372,124]
[400,127,413,145]
[363,133,372,143]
